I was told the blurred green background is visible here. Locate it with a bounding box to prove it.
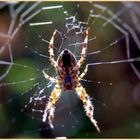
[0,2,140,138]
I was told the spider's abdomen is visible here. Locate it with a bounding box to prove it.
[56,49,78,90]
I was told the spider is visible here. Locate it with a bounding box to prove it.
[42,30,100,132]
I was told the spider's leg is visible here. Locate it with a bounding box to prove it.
[75,83,100,132]
[43,70,57,83]
[78,64,88,80]
[77,30,88,68]
[49,30,57,68]
[42,84,61,128]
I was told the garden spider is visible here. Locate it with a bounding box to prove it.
[42,30,100,132]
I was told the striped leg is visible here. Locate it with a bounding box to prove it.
[78,64,88,80]
[43,70,57,83]
[49,30,57,68]
[77,30,88,68]
[75,83,100,132]
[42,84,61,128]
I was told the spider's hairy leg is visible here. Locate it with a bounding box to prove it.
[77,30,88,68]
[75,83,100,132]
[43,70,57,83]
[49,30,57,68]
[42,84,61,128]
[78,64,88,80]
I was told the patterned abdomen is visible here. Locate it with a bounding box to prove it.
[56,49,78,90]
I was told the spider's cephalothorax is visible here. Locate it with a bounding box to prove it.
[57,49,78,90]
[42,30,100,132]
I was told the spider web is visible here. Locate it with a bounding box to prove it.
[0,2,140,138]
